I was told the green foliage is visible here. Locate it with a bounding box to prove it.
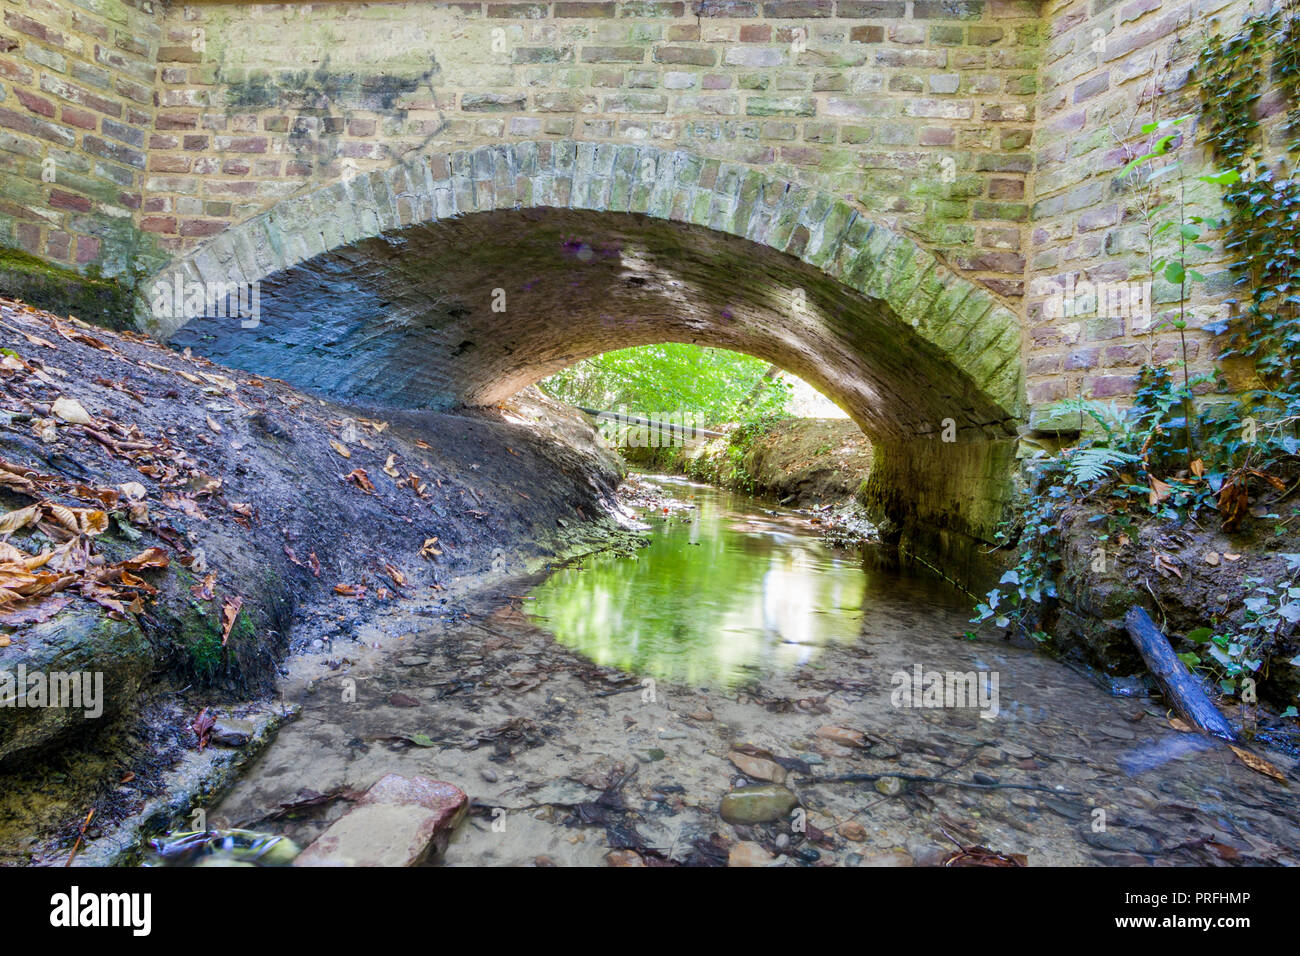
[540,343,793,426]
[1180,555,1300,696]
[1196,12,1300,396]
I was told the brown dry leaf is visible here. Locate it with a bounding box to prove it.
[1153,551,1182,578]
[1167,717,1194,733]
[1222,552,1242,562]
[1148,477,1173,506]
[1204,551,1220,566]
[205,415,222,434]
[41,503,108,537]
[333,583,363,598]
[1218,479,1249,532]
[329,440,351,459]
[229,502,253,518]
[1190,458,1205,478]
[117,481,146,501]
[220,595,243,646]
[343,468,375,494]
[187,473,222,497]
[420,537,442,560]
[0,504,41,535]
[384,563,407,589]
[0,634,8,647]
[120,547,169,571]
[1228,745,1288,783]
[190,572,216,602]
[383,454,400,479]
[161,492,206,521]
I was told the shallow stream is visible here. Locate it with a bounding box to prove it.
[209,475,1300,866]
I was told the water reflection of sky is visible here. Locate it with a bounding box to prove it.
[528,478,875,688]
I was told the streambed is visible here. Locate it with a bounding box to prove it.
[208,475,1300,866]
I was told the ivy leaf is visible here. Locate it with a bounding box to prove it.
[1199,169,1241,186]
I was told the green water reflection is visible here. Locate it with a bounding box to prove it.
[527,476,872,688]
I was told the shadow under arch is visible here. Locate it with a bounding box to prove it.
[145,140,1027,587]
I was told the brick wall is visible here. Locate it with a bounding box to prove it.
[0,0,162,278]
[1025,0,1283,423]
[4,0,1295,422]
[142,0,1046,302]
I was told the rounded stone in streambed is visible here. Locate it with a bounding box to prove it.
[720,784,799,825]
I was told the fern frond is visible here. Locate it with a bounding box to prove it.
[1063,446,1141,485]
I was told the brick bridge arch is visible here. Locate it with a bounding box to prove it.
[147,139,1026,581]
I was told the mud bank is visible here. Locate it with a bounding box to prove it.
[0,297,632,863]
[1045,500,1300,710]
[623,418,871,509]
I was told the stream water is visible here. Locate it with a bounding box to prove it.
[208,475,1300,866]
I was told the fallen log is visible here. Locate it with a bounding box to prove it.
[1124,606,1237,742]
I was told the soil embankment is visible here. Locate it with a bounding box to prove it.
[0,297,630,862]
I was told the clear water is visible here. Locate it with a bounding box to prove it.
[527,475,963,688]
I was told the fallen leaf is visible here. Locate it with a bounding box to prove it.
[117,481,146,501]
[1204,551,1220,566]
[192,708,215,750]
[51,396,94,425]
[190,572,216,602]
[1228,745,1288,783]
[1148,477,1173,506]
[220,595,243,646]
[383,454,400,479]
[329,440,351,459]
[343,468,375,494]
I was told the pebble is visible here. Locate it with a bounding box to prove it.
[838,821,867,842]
[874,776,904,796]
[728,842,776,867]
[728,750,787,784]
[817,725,865,748]
[720,785,799,825]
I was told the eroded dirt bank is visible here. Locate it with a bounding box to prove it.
[0,297,632,863]
[624,418,872,508]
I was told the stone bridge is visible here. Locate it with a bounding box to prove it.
[0,0,1246,578]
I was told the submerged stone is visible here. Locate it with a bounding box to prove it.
[294,774,467,867]
[719,784,798,825]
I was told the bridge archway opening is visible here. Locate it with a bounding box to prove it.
[158,145,1024,584]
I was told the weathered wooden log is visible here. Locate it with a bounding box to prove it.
[1124,606,1237,742]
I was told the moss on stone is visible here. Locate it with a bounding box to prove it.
[0,246,136,330]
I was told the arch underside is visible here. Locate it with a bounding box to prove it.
[170,206,1012,444]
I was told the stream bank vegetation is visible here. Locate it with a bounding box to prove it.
[976,9,1300,730]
